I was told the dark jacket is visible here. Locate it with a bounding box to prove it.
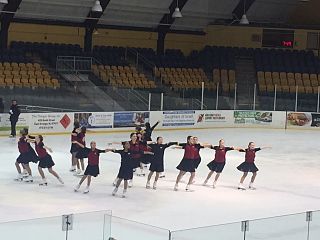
[9,104,21,122]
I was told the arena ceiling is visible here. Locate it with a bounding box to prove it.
[1,0,319,32]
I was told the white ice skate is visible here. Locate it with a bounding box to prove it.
[186,184,194,192]
[136,169,145,177]
[74,184,80,192]
[39,178,47,186]
[202,179,208,186]
[213,181,217,188]
[146,182,151,189]
[24,175,33,183]
[153,181,157,190]
[249,182,256,190]
[57,177,64,185]
[159,173,165,178]
[22,169,28,178]
[238,183,246,190]
[14,174,23,181]
[122,190,127,198]
[69,166,76,172]
[174,184,179,191]
[128,180,133,188]
[112,187,118,196]
[83,186,90,194]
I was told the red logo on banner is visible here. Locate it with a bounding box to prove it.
[60,114,71,129]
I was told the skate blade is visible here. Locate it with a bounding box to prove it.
[83,191,89,194]
[238,187,246,190]
[39,183,48,186]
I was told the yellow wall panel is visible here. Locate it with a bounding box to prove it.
[165,33,206,55]
[8,23,84,47]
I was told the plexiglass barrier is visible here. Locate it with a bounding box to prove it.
[0,210,112,240]
[0,210,319,240]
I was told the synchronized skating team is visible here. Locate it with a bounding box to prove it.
[14,121,271,198]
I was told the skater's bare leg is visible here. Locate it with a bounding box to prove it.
[155,172,160,182]
[23,164,32,175]
[187,172,195,185]
[80,159,85,171]
[214,173,220,182]
[78,175,87,186]
[250,172,257,183]
[38,167,45,179]
[240,172,248,184]
[147,171,154,182]
[175,171,186,184]
[116,178,123,188]
[86,176,92,187]
[205,171,214,182]
[123,180,128,190]
[48,168,60,179]
[15,161,22,174]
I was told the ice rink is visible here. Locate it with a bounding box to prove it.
[0,128,319,230]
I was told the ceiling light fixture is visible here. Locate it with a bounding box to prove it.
[172,0,182,18]
[92,0,103,12]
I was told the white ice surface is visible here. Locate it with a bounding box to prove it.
[0,128,319,231]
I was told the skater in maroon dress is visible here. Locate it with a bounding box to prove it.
[203,139,239,188]
[237,142,271,190]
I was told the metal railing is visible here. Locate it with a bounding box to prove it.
[20,105,82,113]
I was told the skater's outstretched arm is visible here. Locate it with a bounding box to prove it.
[151,121,160,131]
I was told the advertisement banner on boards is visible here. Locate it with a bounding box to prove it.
[234,111,273,125]
[161,110,196,127]
[0,113,29,135]
[113,111,150,128]
[74,112,113,129]
[286,112,320,128]
[195,111,233,127]
[29,113,73,133]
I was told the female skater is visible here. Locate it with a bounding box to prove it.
[203,139,238,188]
[144,121,160,141]
[74,141,111,193]
[75,126,87,175]
[31,135,64,186]
[174,136,210,191]
[237,142,271,190]
[69,121,80,172]
[112,141,153,197]
[146,137,177,190]
[15,129,36,182]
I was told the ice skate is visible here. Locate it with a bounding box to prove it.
[69,166,76,172]
[203,179,208,186]
[74,184,80,192]
[22,169,28,178]
[174,183,179,191]
[159,173,166,178]
[146,181,151,189]
[73,169,81,176]
[113,178,118,186]
[24,175,33,183]
[186,184,194,192]
[249,182,256,190]
[39,178,47,186]
[238,183,246,190]
[121,190,127,198]
[14,174,23,181]
[112,187,118,196]
[128,180,133,188]
[83,186,90,194]
[57,177,64,184]
[153,181,157,190]
[213,181,217,188]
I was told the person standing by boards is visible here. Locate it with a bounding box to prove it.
[9,100,21,137]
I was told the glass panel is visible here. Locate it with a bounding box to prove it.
[171,222,243,240]
[247,213,308,240]
[275,86,296,111]
[0,211,112,240]
[297,89,318,112]
[309,210,320,240]
[235,83,254,110]
[110,216,170,240]
[256,84,275,111]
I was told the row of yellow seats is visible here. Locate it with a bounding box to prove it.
[0,63,42,71]
[257,71,319,82]
[213,69,236,83]
[163,75,206,82]
[259,84,317,94]
[155,67,205,74]
[94,65,137,72]
[110,79,156,89]
[0,79,60,88]
[258,77,318,87]
[0,70,49,77]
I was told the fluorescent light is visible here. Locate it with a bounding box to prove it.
[0,0,8,4]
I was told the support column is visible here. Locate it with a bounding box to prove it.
[157,31,166,55]
[0,20,10,49]
[84,27,93,53]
